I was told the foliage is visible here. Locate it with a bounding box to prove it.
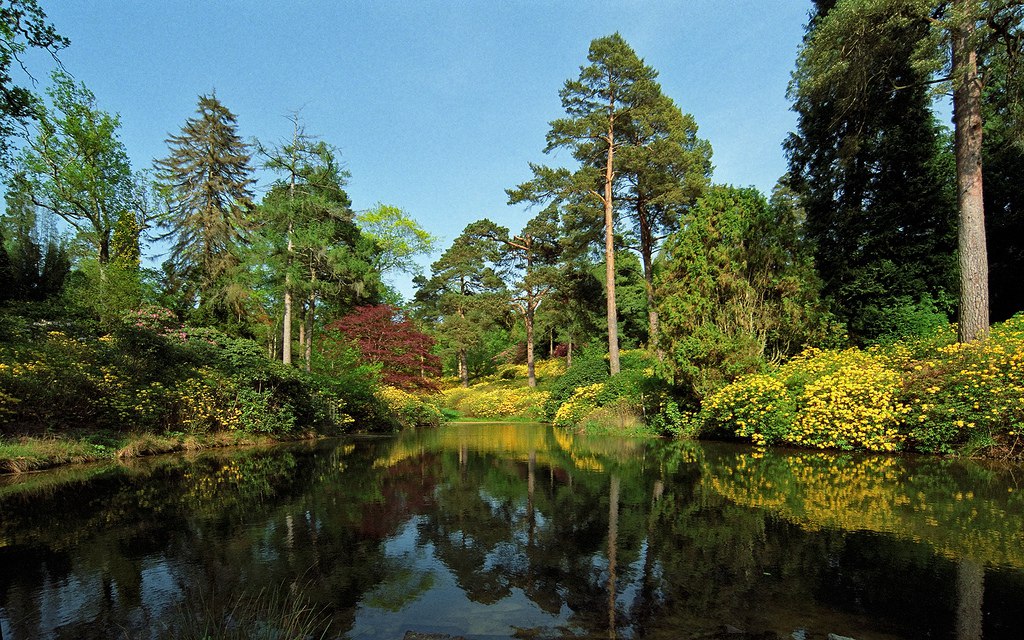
[0,175,69,302]
[552,382,604,428]
[414,221,508,386]
[441,383,550,421]
[657,185,825,401]
[0,0,68,159]
[377,385,443,429]
[154,93,256,325]
[701,314,1024,455]
[542,345,609,419]
[786,0,958,344]
[13,71,147,270]
[0,307,387,438]
[355,202,437,278]
[323,304,439,391]
[256,119,382,368]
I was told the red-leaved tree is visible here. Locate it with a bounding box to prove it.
[323,305,440,391]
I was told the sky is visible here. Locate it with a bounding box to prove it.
[22,0,814,299]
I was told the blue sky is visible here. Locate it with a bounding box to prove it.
[25,0,813,299]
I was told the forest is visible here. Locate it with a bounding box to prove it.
[1,0,1023,470]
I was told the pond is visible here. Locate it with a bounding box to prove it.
[0,423,1022,639]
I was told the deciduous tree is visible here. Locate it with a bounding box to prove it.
[323,304,440,391]
[0,0,67,159]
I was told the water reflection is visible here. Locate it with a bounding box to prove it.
[0,425,1022,639]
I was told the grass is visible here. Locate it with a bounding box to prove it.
[0,430,296,475]
[162,583,333,640]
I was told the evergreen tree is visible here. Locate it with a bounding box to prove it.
[786,0,958,342]
[415,223,507,387]
[258,119,380,370]
[1,173,69,302]
[468,210,561,388]
[982,55,1024,322]
[155,93,256,326]
[510,33,666,375]
[618,89,712,351]
[656,185,823,401]
[789,0,1024,342]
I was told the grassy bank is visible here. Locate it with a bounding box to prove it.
[0,430,305,474]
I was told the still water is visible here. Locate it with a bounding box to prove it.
[0,423,1022,639]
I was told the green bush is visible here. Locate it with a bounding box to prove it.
[543,346,609,419]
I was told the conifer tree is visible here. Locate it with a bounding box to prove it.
[258,119,380,369]
[790,0,1024,342]
[786,0,957,342]
[509,34,706,371]
[416,223,507,387]
[155,93,255,325]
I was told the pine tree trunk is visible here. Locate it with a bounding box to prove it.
[604,113,621,376]
[459,348,469,388]
[283,226,294,365]
[952,1,989,343]
[305,292,314,373]
[526,304,537,388]
[567,335,573,369]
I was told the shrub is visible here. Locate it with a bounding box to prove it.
[699,314,1024,456]
[553,383,604,428]
[377,386,443,429]
[705,374,794,445]
[544,347,609,419]
[443,384,550,420]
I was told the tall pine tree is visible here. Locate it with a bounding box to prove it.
[155,93,255,326]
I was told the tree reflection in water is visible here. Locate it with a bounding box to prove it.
[0,424,1022,639]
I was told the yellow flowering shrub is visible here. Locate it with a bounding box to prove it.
[705,374,792,445]
[701,314,1024,455]
[377,385,443,428]
[553,383,605,428]
[903,314,1024,453]
[450,386,550,419]
[790,355,907,452]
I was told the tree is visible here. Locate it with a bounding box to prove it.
[470,211,561,388]
[656,185,823,401]
[982,55,1024,321]
[356,203,437,280]
[786,0,958,342]
[323,304,440,391]
[258,119,380,370]
[617,88,712,351]
[0,0,67,159]
[155,93,256,326]
[0,173,68,302]
[415,223,507,387]
[792,0,1024,342]
[16,72,142,267]
[510,34,667,375]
